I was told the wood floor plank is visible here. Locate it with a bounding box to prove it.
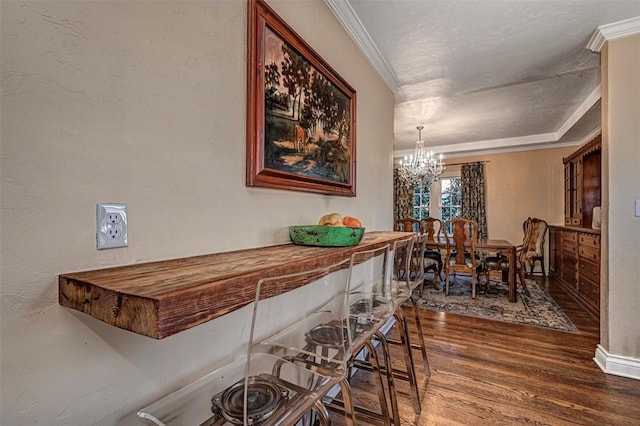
[329,277,640,425]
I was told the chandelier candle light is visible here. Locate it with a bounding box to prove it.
[398,125,445,187]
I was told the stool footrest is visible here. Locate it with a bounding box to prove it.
[325,397,392,426]
[352,359,410,382]
[385,337,423,352]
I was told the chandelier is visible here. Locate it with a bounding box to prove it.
[397,125,445,187]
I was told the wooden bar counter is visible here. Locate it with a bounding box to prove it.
[59,231,412,339]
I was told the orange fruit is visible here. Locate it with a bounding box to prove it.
[343,216,362,228]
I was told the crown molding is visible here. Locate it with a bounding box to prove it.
[393,127,601,160]
[394,84,602,159]
[440,141,584,159]
[587,16,640,52]
[395,132,557,158]
[324,0,400,90]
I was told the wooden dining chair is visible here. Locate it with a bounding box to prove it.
[444,218,479,298]
[420,217,443,291]
[522,217,549,276]
[394,217,424,234]
[483,218,532,297]
[394,217,424,284]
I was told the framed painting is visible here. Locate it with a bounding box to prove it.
[246,0,357,196]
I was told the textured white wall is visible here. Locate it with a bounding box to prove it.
[0,0,394,424]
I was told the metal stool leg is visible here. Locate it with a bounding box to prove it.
[392,309,421,414]
[372,333,401,426]
[364,339,392,426]
[313,400,332,426]
[410,296,431,377]
[337,378,356,426]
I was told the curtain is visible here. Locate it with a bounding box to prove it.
[461,162,488,239]
[393,168,413,222]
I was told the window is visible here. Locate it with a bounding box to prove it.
[439,176,462,233]
[440,177,461,222]
[413,183,430,220]
[412,173,461,228]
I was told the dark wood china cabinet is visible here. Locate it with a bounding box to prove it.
[550,135,601,320]
[563,135,602,227]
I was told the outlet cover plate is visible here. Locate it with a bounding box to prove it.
[97,203,128,249]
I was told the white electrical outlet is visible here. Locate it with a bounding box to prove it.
[97,203,128,249]
[106,212,122,224]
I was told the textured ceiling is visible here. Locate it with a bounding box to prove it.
[326,0,640,156]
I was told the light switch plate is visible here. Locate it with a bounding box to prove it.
[636,200,640,217]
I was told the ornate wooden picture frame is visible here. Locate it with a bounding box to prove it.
[246,0,357,196]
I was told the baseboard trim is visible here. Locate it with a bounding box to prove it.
[594,344,640,380]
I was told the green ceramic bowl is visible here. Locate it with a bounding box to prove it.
[289,225,365,247]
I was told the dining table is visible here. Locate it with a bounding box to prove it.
[425,238,518,303]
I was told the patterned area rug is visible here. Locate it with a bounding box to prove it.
[414,276,579,333]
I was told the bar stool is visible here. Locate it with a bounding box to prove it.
[357,235,420,415]
[392,235,422,409]
[136,258,353,426]
[256,244,397,426]
[324,244,401,426]
[346,244,399,426]
[404,233,431,376]
[383,234,431,414]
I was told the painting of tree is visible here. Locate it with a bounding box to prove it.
[247,0,356,196]
[261,26,353,184]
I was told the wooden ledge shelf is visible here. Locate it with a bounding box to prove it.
[59,231,411,339]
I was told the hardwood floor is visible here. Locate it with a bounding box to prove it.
[330,277,640,425]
